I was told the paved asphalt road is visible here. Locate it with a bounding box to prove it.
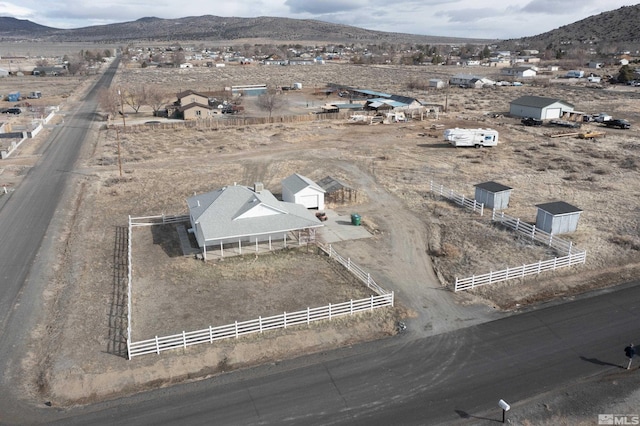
[37,283,640,425]
[0,58,638,424]
[0,58,119,423]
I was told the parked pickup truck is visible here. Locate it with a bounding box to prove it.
[521,117,543,126]
[602,119,631,129]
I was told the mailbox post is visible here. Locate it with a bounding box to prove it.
[498,399,510,423]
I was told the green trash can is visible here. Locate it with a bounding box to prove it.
[351,213,361,226]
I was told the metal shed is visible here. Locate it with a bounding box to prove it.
[535,201,582,234]
[474,181,512,210]
[509,96,574,120]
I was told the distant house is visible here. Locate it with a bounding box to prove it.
[509,96,574,119]
[535,201,582,234]
[281,173,325,210]
[170,90,217,120]
[176,90,209,106]
[178,102,217,120]
[32,66,67,76]
[187,183,323,259]
[501,67,537,78]
[0,68,8,77]
[450,74,494,88]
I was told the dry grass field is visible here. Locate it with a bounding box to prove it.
[3,58,640,405]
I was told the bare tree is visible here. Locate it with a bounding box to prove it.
[121,85,147,113]
[97,88,120,121]
[256,88,284,119]
[147,85,171,116]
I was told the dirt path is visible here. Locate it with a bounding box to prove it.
[326,159,500,336]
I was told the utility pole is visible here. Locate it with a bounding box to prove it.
[115,128,123,177]
[116,89,125,177]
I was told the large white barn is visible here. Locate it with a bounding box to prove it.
[509,96,574,120]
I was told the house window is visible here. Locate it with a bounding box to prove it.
[196,110,202,116]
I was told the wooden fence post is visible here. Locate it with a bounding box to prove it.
[155,336,160,354]
[209,326,213,343]
[284,312,287,328]
[183,331,187,348]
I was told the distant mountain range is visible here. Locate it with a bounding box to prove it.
[0,15,487,45]
[0,5,639,48]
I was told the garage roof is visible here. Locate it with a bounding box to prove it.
[511,95,574,109]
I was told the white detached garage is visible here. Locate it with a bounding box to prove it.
[282,173,325,210]
[509,95,574,120]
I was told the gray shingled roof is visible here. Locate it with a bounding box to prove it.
[474,181,512,193]
[188,185,322,244]
[281,173,325,195]
[511,95,574,109]
[535,201,582,215]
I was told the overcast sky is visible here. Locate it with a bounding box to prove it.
[0,0,635,39]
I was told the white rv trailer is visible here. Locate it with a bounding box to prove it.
[444,128,499,148]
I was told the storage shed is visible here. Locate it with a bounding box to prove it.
[509,96,574,120]
[535,201,582,234]
[282,173,325,210]
[429,79,445,89]
[474,181,512,210]
[317,176,357,204]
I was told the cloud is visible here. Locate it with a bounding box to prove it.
[434,7,499,23]
[0,1,36,19]
[285,0,367,15]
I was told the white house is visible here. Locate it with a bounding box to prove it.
[0,68,8,77]
[282,173,325,210]
[501,67,537,78]
[509,95,574,120]
[450,74,494,88]
[187,183,323,259]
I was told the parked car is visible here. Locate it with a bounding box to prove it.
[521,117,543,126]
[602,119,631,129]
[4,107,21,115]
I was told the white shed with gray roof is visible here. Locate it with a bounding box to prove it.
[187,183,322,257]
[281,173,325,210]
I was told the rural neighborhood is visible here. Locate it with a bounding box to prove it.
[1,5,640,424]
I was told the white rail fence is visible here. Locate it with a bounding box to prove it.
[320,244,391,296]
[454,251,586,291]
[126,215,393,359]
[429,180,484,216]
[491,210,574,254]
[426,182,587,292]
[128,295,393,357]
[450,206,587,292]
